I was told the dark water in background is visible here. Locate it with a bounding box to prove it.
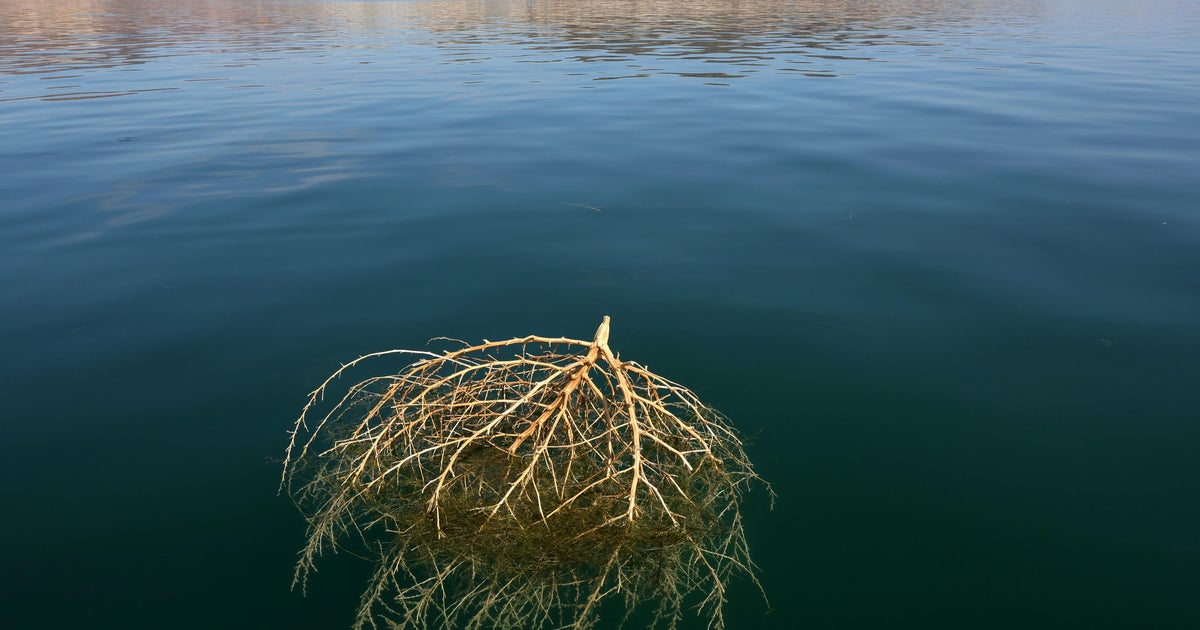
[2,0,1199,626]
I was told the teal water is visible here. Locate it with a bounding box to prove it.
[2,0,1199,627]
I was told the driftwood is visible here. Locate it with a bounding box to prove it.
[282,316,770,629]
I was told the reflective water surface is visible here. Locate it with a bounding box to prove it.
[1,0,1198,627]
[1,0,1039,80]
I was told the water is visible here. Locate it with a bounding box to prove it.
[2,0,1198,627]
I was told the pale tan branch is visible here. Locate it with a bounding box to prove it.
[281,316,769,630]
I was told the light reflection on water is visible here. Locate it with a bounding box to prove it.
[2,1,1200,628]
[0,0,1046,94]
[1,0,1195,234]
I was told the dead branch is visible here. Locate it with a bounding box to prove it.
[282,316,770,629]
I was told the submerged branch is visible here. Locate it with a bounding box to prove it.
[282,316,769,629]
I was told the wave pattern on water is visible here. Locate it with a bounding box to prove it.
[2,1,1199,628]
[0,0,1040,85]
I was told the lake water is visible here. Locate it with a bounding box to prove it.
[2,0,1198,627]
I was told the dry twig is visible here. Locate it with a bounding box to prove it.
[282,316,770,629]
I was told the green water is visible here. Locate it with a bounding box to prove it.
[1,0,1198,627]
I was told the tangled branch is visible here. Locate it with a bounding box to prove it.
[282,316,770,629]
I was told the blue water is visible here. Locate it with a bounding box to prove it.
[2,0,1198,627]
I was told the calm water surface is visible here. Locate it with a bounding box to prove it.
[2,0,1198,627]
